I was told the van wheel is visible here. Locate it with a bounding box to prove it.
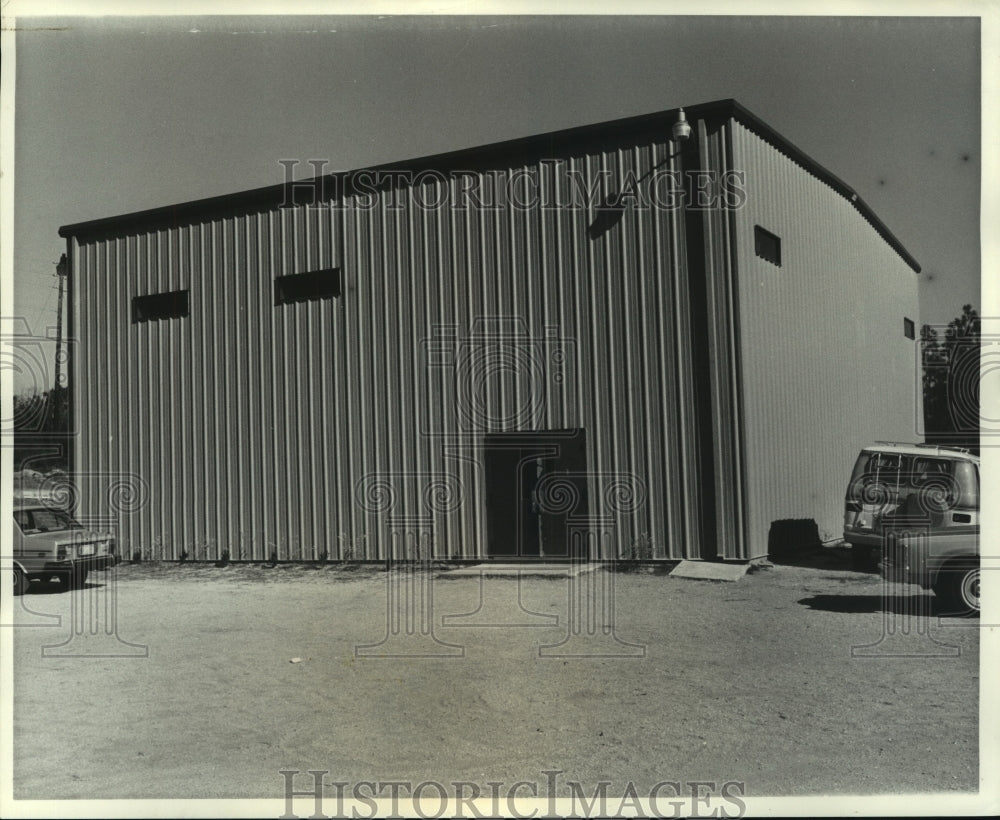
[13,567,25,596]
[935,563,980,616]
[63,569,89,590]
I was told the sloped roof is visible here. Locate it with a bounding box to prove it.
[58,98,919,273]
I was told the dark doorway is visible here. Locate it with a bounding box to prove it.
[483,429,588,559]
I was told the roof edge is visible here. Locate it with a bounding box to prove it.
[720,99,920,273]
[58,98,920,273]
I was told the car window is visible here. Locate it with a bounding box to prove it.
[14,510,41,533]
[14,507,79,533]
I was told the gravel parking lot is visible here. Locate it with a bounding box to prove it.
[11,552,979,801]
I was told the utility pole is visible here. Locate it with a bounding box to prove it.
[53,251,69,445]
[54,253,68,393]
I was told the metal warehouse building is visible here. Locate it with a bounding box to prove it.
[58,98,921,564]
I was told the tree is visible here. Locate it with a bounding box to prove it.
[921,304,980,453]
[12,385,69,434]
[13,384,71,470]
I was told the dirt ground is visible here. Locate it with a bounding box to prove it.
[10,550,979,801]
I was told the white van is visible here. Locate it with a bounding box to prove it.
[843,442,979,569]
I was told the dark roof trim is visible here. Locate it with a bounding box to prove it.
[59,98,919,273]
[718,100,920,273]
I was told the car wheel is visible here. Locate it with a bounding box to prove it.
[935,563,980,616]
[13,566,25,596]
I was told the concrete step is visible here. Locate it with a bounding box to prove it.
[669,560,749,582]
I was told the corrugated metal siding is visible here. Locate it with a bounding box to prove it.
[729,119,921,558]
[70,132,721,562]
[693,118,747,560]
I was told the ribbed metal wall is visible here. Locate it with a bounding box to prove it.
[68,113,920,564]
[691,117,747,560]
[728,119,921,558]
[70,131,720,562]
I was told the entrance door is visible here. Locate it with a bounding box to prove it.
[483,429,588,559]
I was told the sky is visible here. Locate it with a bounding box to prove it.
[6,11,985,393]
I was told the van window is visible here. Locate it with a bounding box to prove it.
[902,458,977,509]
[910,457,952,485]
[952,462,979,510]
[849,451,909,491]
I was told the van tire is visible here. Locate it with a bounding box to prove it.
[935,562,980,616]
[13,566,25,596]
[63,569,88,590]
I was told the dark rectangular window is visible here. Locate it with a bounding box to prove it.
[904,317,915,339]
[274,268,341,305]
[754,225,781,266]
[132,289,189,323]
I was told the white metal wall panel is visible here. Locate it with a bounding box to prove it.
[729,119,921,558]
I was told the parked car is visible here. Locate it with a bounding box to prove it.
[881,529,980,614]
[11,503,115,595]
